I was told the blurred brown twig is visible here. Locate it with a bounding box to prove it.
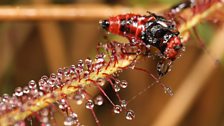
[0,4,167,21]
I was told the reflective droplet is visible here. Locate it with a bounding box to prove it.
[41,75,48,81]
[73,90,85,105]
[113,84,120,92]
[58,99,68,112]
[40,116,49,123]
[83,71,90,79]
[113,105,122,114]
[125,110,135,120]
[15,87,23,97]
[136,49,142,55]
[94,95,103,106]
[85,58,92,71]
[70,112,78,122]
[40,108,49,116]
[163,86,174,96]
[96,78,106,86]
[119,80,128,89]
[115,79,120,84]
[69,65,76,74]
[2,94,9,103]
[112,72,120,77]
[64,116,74,126]
[39,79,49,92]
[63,67,70,76]
[120,100,127,108]
[28,80,37,89]
[23,86,30,94]
[128,63,136,69]
[85,100,94,109]
[77,60,84,69]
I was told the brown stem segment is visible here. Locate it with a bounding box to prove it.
[0,4,165,21]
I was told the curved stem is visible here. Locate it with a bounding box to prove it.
[0,55,135,126]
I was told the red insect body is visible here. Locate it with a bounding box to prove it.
[105,14,156,42]
[100,13,183,61]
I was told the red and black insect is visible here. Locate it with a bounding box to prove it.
[99,0,197,76]
[100,13,183,61]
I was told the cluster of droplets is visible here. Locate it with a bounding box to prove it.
[112,100,135,121]
[13,42,135,125]
[0,41,158,125]
[64,113,80,126]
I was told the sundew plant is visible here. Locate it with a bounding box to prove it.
[0,0,224,126]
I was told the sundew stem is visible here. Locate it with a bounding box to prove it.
[179,1,223,35]
[0,54,136,126]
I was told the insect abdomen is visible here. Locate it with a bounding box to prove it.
[100,14,156,41]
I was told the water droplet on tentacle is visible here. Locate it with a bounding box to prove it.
[125,110,135,120]
[163,86,174,96]
[15,87,23,97]
[28,80,37,89]
[58,99,69,112]
[119,80,128,89]
[94,95,103,106]
[113,105,122,114]
[85,100,94,109]
[120,100,127,108]
[23,86,30,94]
[113,84,120,92]
[73,89,85,105]
[96,78,106,87]
[64,116,74,126]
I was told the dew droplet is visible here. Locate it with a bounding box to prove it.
[28,80,37,89]
[119,80,128,89]
[40,108,49,116]
[163,86,174,96]
[63,67,70,76]
[69,65,76,74]
[85,58,92,70]
[96,78,106,86]
[113,105,122,114]
[85,100,94,109]
[70,112,78,122]
[83,71,90,79]
[41,75,49,81]
[77,60,84,68]
[136,49,142,55]
[113,84,120,92]
[40,116,49,123]
[2,94,9,103]
[58,99,68,112]
[128,63,136,69]
[94,95,103,106]
[73,90,85,105]
[115,79,120,84]
[22,87,29,95]
[125,110,135,120]
[15,87,23,97]
[64,116,74,126]
[120,100,127,108]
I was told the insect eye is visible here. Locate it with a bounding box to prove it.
[100,20,110,30]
